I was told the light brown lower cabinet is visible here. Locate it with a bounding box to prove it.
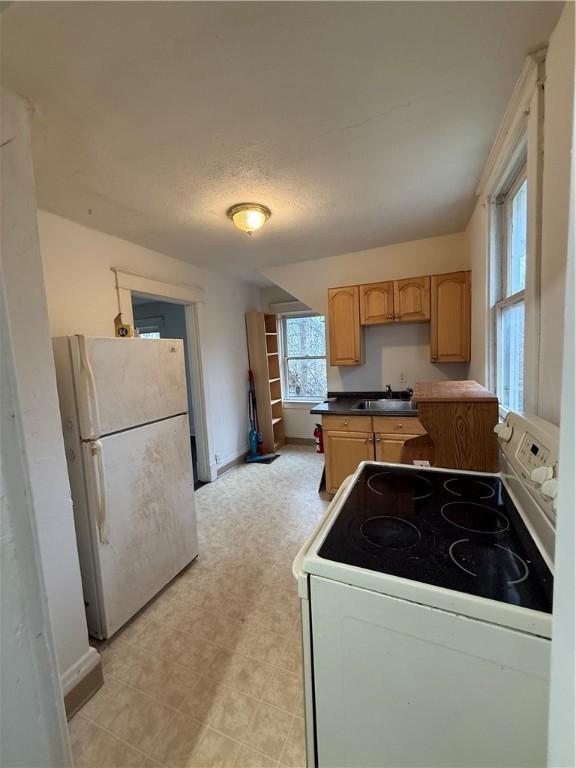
[324,431,374,494]
[374,434,420,463]
[323,414,428,494]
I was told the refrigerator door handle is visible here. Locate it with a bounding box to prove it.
[77,334,101,438]
[91,440,108,544]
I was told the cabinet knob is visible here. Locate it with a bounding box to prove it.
[387,314,393,320]
[343,421,348,426]
[432,355,438,360]
[394,314,400,320]
[396,423,403,429]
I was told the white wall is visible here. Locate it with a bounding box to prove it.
[538,2,574,425]
[466,3,574,426]
[39,211,260,468]
[261,231,470,392]
[133,300,195,434]
[1,87,92,741]
[1,265,72,768]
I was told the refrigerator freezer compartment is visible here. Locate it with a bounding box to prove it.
[70,335,189,439]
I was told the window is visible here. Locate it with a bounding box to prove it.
[138,329,161,339]
[280,314,327,401]
[135,318,163,339]
[494,170,527,412]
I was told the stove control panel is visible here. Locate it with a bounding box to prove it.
[500,412,560,522]
[517,432,552,474]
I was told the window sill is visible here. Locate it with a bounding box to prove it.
[282,400,324,409]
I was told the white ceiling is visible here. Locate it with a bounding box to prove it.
[1,1,562,284]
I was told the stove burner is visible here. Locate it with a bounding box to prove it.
[367,471,433,501]
[448,539,530,584]
[444,478,496,500]
[360,516,421,550]
[441,502,510,534]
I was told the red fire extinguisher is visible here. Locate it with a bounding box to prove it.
[314,423,324,453]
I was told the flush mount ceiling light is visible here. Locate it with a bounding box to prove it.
[227,203,271,235]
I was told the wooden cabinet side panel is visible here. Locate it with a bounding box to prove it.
[417,401,499,472]
[324,431,374,493]
[328,287,362,366]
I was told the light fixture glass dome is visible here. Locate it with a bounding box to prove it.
[227,203,271,234]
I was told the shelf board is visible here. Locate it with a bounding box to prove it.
[269,377,281,383]
[270,398,282,405]
[267,351,278,357]
[272,417,283,425]
[265,332,277,336]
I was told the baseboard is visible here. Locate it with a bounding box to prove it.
[62,646,103,720]
[217,450,249,477]
[286,437,316,446]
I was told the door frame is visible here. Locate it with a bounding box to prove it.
[111,268,214,482]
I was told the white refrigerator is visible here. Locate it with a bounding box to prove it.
[53,335,199,639]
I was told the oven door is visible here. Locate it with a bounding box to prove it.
[310,574,550,768]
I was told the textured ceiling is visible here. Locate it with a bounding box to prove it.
[1,1,562,283]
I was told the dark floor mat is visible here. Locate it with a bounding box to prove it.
[247,454,280,465]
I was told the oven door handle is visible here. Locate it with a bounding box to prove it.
[292,475,353,598]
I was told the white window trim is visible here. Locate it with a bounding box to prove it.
[481,51,546,418]
[279,312,327,404]
[492,166,528,414]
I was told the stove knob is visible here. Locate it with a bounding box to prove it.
[530,466,554,485]
[494,423,513,442]
[541,478,559,500]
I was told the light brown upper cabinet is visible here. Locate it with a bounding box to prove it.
[394,275,431,322]
[360,276,430,325]
[431,271,471,363]
[359,281,395,325]
[328,286,362,366]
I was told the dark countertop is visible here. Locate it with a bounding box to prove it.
[311,391,418,417]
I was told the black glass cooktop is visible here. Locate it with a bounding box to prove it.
[318,464,553,613]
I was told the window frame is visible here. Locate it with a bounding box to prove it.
[134,315,164,339]
[279,312,327,403]
[492,164,527,415]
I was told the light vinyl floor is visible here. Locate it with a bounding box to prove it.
[70,446,328,768]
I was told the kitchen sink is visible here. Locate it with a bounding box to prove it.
[353,399,416,412]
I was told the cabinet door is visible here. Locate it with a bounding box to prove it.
[324,431,374,494]
[359,282,395,325]
[374,435,419,464]
[431,271,471,362]
[394,276,431,322]
[328,286,362,366]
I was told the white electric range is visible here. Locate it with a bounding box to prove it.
[293,411,558,768]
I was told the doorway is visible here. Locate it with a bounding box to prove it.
[131,294,206,489]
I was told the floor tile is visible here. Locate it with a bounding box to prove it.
[211,688,259,741]
[119,647,199,708]
[233,744,279,768]
[69,714,148,767]
[244,703,294,761]
[186,727,239,767]
[262,668,303,716]
[179,675,229,725]
[81,678,175,754]
[148,711,205,768]
[220,653,272,699]
[279,716,306,768]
